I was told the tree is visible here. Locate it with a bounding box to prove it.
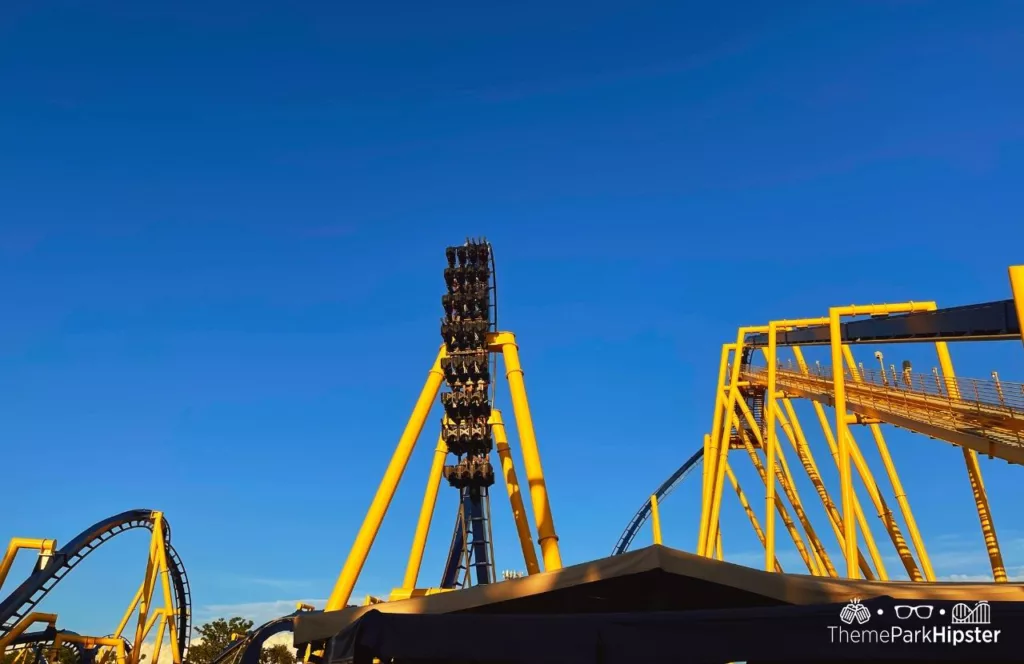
[184,618,294,664]
[184,617,254,664]
[258,645,295,664]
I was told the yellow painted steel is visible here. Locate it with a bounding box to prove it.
[689,284,1016,587]
[326,347,447,610]
[777,398,883,580]
[790,347,922,580]
[735,424,818,574]
[49,635,126,664]
[725,463,783,573]
[841,345,934,581]
[325,331,561,612]
[3,514,183,664]
[701,344,733,548]
[761,317,829,574]
[492,332,563,571]
[0,613,58,650]
[932,340,1006,582]
[1010,266,1024,346]
[734,397,835,577]
[703,333,753,558]
[491,409,541,575]
[829,303,935,578]
[402,434,449,589]
[0,538,55,591]
[649,495,663,545]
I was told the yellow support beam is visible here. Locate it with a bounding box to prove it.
[649,495,663,545]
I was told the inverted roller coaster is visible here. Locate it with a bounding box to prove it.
[0,510,190,664]
[615,266,1024,586]
[8,248,1023,664]
[204,239,562,664]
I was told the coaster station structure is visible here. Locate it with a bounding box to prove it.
[0,510,191,664]
[615,266,1024,585]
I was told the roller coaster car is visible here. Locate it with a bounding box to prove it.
[442,419,493,457]
[440,353,490,382]
[443,457,495,488]
[442,292,490,319]
[444,266,490,290]
[446,242,491,268]
[440,391,492,418]
[441,328,489,352]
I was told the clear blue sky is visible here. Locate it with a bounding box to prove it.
[3,0,1024,637]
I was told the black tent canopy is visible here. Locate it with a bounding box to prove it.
[296,545,1024,646]
[326,597,1024,664]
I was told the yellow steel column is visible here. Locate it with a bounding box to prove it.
[792,346,918,579]
[131,520,161,664]
[705,332,754,557]
[1010,266,1024,346]
[491,409,541,575]
[152,616,168,664]
[0,538,55,590]
[714,529,723,560]
[402,434,449,589]
[830,302,934,579]
[841,345,934,581]
[829,307,857,578]
[326,346,447,610]
[700,344,735,555]
[764,321,780,573]
[778,398,884,580]
[736,397,836,577]
[705,344,733,502]
[737,426,818,574]
[650,495,664,545]
[494,333,562,571]
[153,516,182,664]
[933,342,1006,582]
[726,463,783,572]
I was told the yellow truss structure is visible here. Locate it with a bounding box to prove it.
[1,513,183,664]
[324,332,562,611]
[693,266,1024,582]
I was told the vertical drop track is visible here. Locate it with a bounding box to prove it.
[439,239,497,587]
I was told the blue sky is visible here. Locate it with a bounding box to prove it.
[2,0,1024,639]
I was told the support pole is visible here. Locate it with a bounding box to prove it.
[736,397,836,576]
[842,345,934,581]
[402,434,449,589]
[737,426,818,574]
[491,409,541,575]
[778,397,883,580]
[1010,266,1024,347]
[493,333,563,571]
[326,347,447,610]
[829,307,857,579]
[650,495,663,545]
[726,463,783,572]
[705,333,751,557]
[933,341,1006,582]
[793,346,919,580]
[699,345,733,555]
[764,321,779,573]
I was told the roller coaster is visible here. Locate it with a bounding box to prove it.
[3,246,1023,663]
[0,510,190,664]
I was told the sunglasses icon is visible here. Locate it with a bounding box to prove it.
[895,605,933,620]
